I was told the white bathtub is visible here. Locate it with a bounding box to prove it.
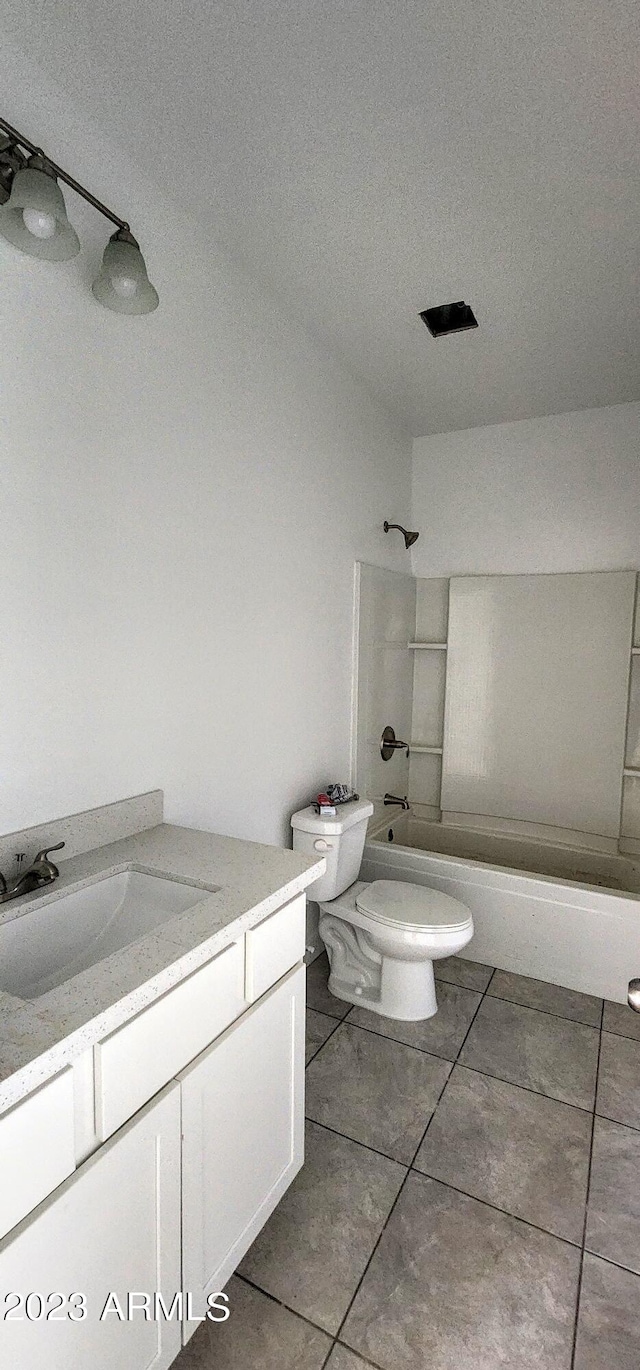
[363,814,640,1004]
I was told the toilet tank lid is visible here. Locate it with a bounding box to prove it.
[290,799,374,835]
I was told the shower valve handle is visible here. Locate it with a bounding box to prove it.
[380,726,409,760]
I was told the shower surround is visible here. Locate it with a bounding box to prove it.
[353,564,640,1002]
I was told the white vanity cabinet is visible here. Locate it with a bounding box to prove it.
[0,889,309,1370]
[0,1084,182,1370]
[181,962,305,1338]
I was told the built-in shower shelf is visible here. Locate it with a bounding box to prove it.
[632,647,640,655]
[623,767,640,776]
[410,744,443,754]
[408,642,447,650]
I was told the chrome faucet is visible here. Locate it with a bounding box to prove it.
[384,794,410,810]
[0,842,65,904]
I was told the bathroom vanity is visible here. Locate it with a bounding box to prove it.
[0,801,324,1368]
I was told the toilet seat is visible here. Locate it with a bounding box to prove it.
[355,879,472,934]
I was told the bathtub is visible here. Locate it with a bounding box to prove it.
[362,813,640,1004]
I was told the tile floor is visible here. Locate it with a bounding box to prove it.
[175,953,640,1370]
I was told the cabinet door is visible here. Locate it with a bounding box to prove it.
[181,963,305,1339]
[0,1084,181,1370]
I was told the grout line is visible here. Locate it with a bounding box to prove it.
[599,1027,640,1045]
[233,1272,285,1307]
[484,987,603,1029]
[581,1246,640,1279]
[570,997,604,1370]
[306,1115,414,1167]
[305,1012,344,1068]
[407,1167,582,1250]
[594,1109,640,1135]
[451,1061,594,1114]
[234,1272,338,1342]
[333,1339,388,1370]
[318,1013,460,1067]
[330,967,493,1350]
[306,999,351,1024]
[234,1270,386,1368]
[451,974,488,1057]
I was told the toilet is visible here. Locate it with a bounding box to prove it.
[291,799,473,1021]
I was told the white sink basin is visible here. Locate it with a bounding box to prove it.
[0,869,218,1000]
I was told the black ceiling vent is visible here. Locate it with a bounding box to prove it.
[419,300,478,338]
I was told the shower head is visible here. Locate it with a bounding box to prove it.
[383,521,420,550]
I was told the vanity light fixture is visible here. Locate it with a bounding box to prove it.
[0,116,158,314]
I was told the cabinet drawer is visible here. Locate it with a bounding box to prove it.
[95,940,246,1140]
[0,1070,75,1240]
[245,893,306,1002]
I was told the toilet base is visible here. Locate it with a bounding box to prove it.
[319,911,438,1021]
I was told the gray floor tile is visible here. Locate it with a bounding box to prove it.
[414,1064,591,1242]
[586,1117,640,1274]
[459,995,599,1109]
[306,953,351,1019]
[239,1120,404,1334]
[172,1276,331,1369]
[306,1008,338,1064]
[305,1022,451,1162]
[342,1173,580,1370]
[574,1253,640,1370]
[603,998,640,1041]
[348,980,481,1061]
[596,1032,640,1129]
[488,969,602,1026]
[434,954,494,992]
[326,1347,372,1370]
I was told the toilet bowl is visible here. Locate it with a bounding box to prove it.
[291,800,473,1021]
[319,879,473,1019]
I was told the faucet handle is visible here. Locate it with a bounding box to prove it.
[33,841,65,863]
[31,841,65,882]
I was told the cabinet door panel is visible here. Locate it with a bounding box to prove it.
[0,1068,75,1240]
[181,964,305,1338]
[0,1085,181,1370]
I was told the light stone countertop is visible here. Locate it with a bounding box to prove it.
[0,823,324,1115]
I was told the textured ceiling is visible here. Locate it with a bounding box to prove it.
[5,0,640,434]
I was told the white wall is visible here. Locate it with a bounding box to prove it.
[411,403,640,578]
[0,39,412,846]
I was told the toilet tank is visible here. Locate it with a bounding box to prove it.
[291,799,374,902]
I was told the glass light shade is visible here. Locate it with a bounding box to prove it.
[92,232,159,314]
[0,162,80,260]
